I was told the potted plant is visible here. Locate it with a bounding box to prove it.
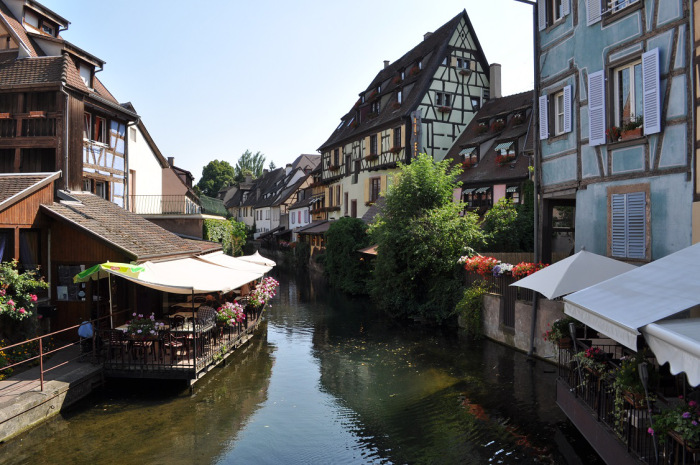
[437,106,452,113]
[495,154,516,166]
[125,312,164,339]
[477,123,488,134]
[543,317,579,349]
[409,65,421,76]
[329,164,340,171]
[248,277,280,310]
[364,153,379,161]
[606,126,621,143]
[389,146,402,154]
[491,119,505,132]
[611,352,657,408]
[574,347,609,375]
[513,113,525,125]
[462,159,476,169]
[216,301,245,327]
[621,116,643,140]
[649,396,700,451]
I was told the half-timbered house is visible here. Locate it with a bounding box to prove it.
[0,0,138,206]
[536,0,693,263]
[317,10,495,221]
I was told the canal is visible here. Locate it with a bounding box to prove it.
[1,271,603,464]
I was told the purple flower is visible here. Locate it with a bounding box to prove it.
[683,412,691,419]
[693,421,698,426]
[648,427,655,436]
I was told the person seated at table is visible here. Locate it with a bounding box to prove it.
[239,283,251,297]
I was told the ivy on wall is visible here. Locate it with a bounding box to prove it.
[203,218,248,256]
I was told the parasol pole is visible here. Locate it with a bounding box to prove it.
[108,273,114,329]
[192,289,197,362]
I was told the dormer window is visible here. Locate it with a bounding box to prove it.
[361,94,365,104]
[371,100,380,114]
[401,69,405,80]
[397,90,403,104]
[79,63,93,88]
[41,22,54,36]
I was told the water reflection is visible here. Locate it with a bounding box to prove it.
[0,270,602,465]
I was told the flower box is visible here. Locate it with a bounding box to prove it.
[437,106,452,114]
[329,164,340,171]
[462,160,476,169]
[491,121,505,132]
[620,128,642,140]
[459,69,471,76]
[392,76,402,85]
[28,111,45,118]
[389,146,402,155]
[0,113,10,119]
[392,102,401,110]
[364,153,378,161]
[477,124,488,134]
[495,154,516,166]
[410,66,421,76]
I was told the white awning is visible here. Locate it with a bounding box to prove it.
[238,251,277,267]
[459,147,476,156]
[197,251,273,273]
[121,258,263,294]
[475,187,491,194]
[564,243,700,350]
[506,186,519,193]
[463,188,475,195]
[641,319,700,386]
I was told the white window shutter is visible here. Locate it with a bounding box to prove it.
[563,85,572,133]
[539,95,549,140]
[611,194,626,257]
[626,192,646,259]
[562,0,571,16]
[538,0,547,31]
[587,0,602,25]
[588,70,606,146]
[642,48,661,135]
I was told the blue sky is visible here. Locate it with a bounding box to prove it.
[40,0,534,181]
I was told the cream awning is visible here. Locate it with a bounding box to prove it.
[641,319,700,387]
[564,243,700,350]
[197,251,272,273]
[238,251,276,267]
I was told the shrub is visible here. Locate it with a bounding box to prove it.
[324,218,370,295]
[203,218,248,256]
[455,281,492,339]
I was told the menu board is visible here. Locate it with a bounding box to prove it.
[56,265,86,301]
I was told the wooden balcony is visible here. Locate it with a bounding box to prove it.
[0,114,58,146]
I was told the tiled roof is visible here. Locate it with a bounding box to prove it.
[296,220,330,235]
[0,55,63,86]
[361,197,385,224]
[0,172,59,211]
[291,154,321,171]
[183,238,222,254]
[445,91,534,186]
[41,193,200,261]
[288,188,313,209]
[319,10,487,151]
[0,1,40,57]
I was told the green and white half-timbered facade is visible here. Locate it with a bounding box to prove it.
[317,10,494,220]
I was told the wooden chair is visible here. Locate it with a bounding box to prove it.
[101,329,128,364]
[161,331,186,365]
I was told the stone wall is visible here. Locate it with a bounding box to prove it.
[481,293,565,362]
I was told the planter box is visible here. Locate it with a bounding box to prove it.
[0,113,10,119]
[29,111,46,118]
[620,127,642,140]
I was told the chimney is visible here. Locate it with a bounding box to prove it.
[489,63,502,99]
[383,60,390,69]
[285,163,292,176]
[245,174,253,183]
[424,32,432,41]
[263,168,269,175]
[167,156,174,167]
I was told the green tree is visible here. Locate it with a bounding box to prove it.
[203,218,248,256]
[324,217,371,294]
[369,154,484,322]
[234,150,266,183]
[268,161,277,170]
[481,199,521,252]
[197,160,236,197]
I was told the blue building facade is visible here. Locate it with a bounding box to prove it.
[537,0,692,262]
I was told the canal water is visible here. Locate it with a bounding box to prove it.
[1,271,603,464]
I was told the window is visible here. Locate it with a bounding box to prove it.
[456,58,471,70]
[400,69,405,80]
[344,192,348,215]
[334,148,340,167]
[370,135,378,155]
[94,116,106,143]
[83,113,91,140]
[539,85,572,140]
[79,63,92,88]
[613,59,643,128]
[41,22,54,36]
[610,0,639,13]
[397,90,402,104]
[129,127,137,142]
[305,210,309,223]
[436,92,451,107]
[95,181,107,199]
[471,97,481,111]
[610,190,647,259]
[351,200,357,218]
[83,179,92,192]
[291,212,295,225]
[393,127,402,149]
[588,48,660,146]
[298,211,302,224]
[539,0,570,30]
[370,100,380,114]
[336,186,341,206]
[369,177,381,202]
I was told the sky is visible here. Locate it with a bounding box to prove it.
[40,0,535,182]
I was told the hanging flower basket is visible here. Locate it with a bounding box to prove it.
[437,106,452,114]
[364,153,378,162]
[389,146,402,154]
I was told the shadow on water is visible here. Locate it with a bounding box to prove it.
[0,269,603,465]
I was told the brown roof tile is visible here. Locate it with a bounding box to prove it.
[0,173,57,209]
[0,1,40,57]
[0,55,63,86]
[41,193,200,261]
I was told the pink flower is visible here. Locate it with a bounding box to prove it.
[689,400,697,407]
[18,308,26,314]
[648,427,654,436]
[30,294,37,302]
[0,289,5,296]
[37,314,43,320]
[7,299,14,307]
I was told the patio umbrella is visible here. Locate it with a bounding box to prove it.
[510,250,636,300]
[237,251,276,267]
[73,262,145,282]
[73,262,145,329]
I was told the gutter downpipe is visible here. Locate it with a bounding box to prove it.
[514,0,540,358]
[59,84,70,191]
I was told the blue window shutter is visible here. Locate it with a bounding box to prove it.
[588,70,606,146]
[587,0,602,25]
[563,85,572,133]
[611,194,627,258]
[626,192,646,259]
[562,0,571,16]
[642,48,661,135]
[539,95,549,140]
[538,0,547,31]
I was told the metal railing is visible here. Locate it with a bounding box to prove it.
[130,195,202,215]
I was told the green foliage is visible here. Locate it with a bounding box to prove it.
[203,218,248,256]
[651,396,700,448]
[283,241,310,270]
[234,150,266,183]
[455,281,492,338]
[197,160,236,197]
[268,161,277,170]
[324,218,370,295]
[369,154,485,322]
[480,180,535,252]
[0,260,47,321]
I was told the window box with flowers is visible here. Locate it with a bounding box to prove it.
[350,120,359,129]
[392,76,402,85]
[606,126,621,143]
[620,116,643,140]
[649,396,700,452]
[389,146,402,155]
[367,90,378,101]
[477,123,488,134]
[462,159,476,169]
[410,65,421,76]
[495,154,516,166]
[513,113,525,125]
[365,153,379,162]
[459,69,471,76]
[28,111,45,118]
[329,164,340,171]
[437,106,452,114]
[0,113,10,119]
[491,119,505,132]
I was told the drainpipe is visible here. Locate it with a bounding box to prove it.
[514,0,540,358]
[59,84,70,191]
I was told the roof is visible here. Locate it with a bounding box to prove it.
[0,0,39,57]
[444,91,534,186]
[296,220,331,235]
[291,154,321,172]
[0,172,60,211]
[41,192,201,261]
[288,187,314,209]
[357,244,378,256]
[361,197,386,224]
[318,10,487,151]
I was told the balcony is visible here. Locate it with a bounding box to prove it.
[0,114,57,138]
[130,195,201,215]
